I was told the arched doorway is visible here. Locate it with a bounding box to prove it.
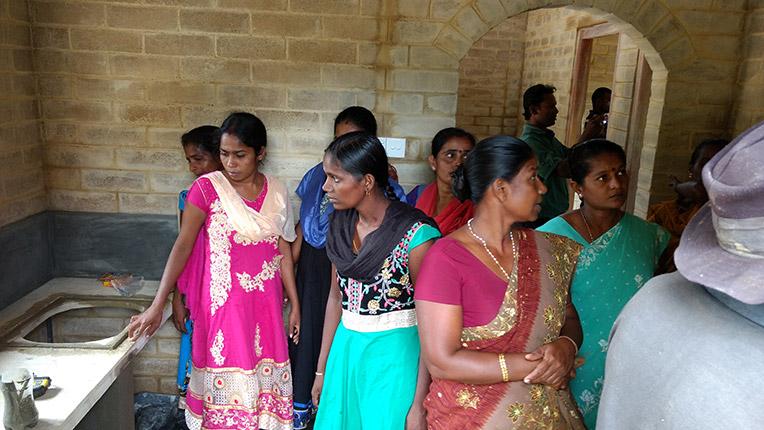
[453,7,662,214]
[380,1,703,217]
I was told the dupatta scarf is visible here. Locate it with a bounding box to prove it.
[415,182,474,236]
[207,171,296,243]
[326,201,437,283]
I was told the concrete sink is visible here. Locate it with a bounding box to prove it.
[0,294,152,350]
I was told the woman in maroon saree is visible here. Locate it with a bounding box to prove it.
[415,136,585,429]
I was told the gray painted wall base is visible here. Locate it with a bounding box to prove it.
[0,212,53,310]
[51,211,177,280]
[0,211,178,311]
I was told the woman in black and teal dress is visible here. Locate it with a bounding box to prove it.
[311,132,440,429]
[289,107,408,429]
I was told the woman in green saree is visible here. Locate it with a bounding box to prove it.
[537,139,669,429]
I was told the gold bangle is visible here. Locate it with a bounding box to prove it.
[558,335,579,356]
[498,353,509,382]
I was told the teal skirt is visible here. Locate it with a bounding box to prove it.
[314,321,420,430]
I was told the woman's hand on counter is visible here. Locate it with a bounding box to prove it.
[127,304,164,339]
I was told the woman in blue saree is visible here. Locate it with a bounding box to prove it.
[538,139,668,429]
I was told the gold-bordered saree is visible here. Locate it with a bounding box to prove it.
[424,230,585,430]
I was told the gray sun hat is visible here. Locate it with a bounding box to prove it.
[675,121,764,304]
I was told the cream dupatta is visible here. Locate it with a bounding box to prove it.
[206,171,296,243]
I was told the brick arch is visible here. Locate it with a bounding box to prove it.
[433,0,695,73]
[386,0,698,216]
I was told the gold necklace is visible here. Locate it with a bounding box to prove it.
[352,232,361,254]
[580,210,595,242]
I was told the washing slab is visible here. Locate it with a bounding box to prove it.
[0,277,169,429]
[0,294,153,350]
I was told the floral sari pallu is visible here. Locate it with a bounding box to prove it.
[424,231,585,430]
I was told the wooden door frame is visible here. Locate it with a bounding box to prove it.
[624,52,653,213]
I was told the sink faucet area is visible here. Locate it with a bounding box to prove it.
[0,278,170,429]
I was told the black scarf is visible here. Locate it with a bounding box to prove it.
[326,201,438,283]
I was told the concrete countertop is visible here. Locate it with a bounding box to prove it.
[0,277,169,429]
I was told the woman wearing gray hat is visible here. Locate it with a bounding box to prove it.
[596,121,764,428]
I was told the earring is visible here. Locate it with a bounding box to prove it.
[365,188,370,196]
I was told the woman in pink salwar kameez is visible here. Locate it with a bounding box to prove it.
[128,112,301,430]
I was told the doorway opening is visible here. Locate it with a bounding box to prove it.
[566,23,654,213]
[452,6,667,216]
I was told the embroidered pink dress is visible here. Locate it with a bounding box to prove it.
[179,175,293,430]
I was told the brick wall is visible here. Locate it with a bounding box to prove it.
[584,33,617,116]
[0,0,755,225]
[32,0,384,217]
[455,13,527,141]
[649,0,746,204]
[731,2,764,135]
[516,11,636,148]
[133,320,182,394]
[607,34,639,147]
[0,0,46,227]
